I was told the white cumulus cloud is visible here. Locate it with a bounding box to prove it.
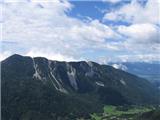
[1,0,120,61]
[103,0,160,25]
[1,0,160,63]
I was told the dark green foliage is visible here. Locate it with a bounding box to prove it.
[98,87,129,105]
[137,109,160,120]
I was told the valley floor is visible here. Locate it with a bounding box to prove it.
[78,105,160,120]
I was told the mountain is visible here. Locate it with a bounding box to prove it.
[110,62,160,88]
[110,62,160,81]
[1,54,160,120]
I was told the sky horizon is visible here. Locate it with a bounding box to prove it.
[1,0,160,63]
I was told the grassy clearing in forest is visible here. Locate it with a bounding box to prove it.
[91,105,152,120]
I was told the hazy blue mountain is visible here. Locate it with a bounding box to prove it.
[110,62,160,81]
[2,54,160,120]
[110,62,160,88]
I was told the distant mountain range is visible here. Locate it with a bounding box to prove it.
[2,54,160,120]
[110,62,160,88]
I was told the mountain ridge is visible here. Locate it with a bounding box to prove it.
[2,54,160,120]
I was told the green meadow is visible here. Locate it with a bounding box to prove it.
[90,105,154,120]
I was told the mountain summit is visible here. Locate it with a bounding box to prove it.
[2,54,160,120]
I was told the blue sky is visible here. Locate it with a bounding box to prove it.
[1,0,160,63]
[68,1,129,23]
